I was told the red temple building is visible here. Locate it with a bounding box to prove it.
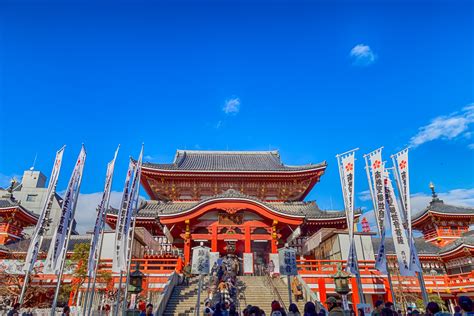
[106,150,355,265]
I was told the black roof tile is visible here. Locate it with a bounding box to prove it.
[142,150,326,172]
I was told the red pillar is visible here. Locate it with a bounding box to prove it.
[184,239,191,265]
[211,226,218,252]
[351,277,360,308]
[318,278,327,305]
[271,238,278,253]
[244,224,251,253]
[383,278,393,302]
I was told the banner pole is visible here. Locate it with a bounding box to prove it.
[287,275,293,306]
[196,275,202,316]
[19,265,31,305]
[122,216,137,314]
[86,229,106,316]
[113,271,124,316]
[50,214,76,316]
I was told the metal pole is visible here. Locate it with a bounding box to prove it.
[51,216,76,316]
[113,271,124,316]
[121,216,137,314]
[86,230,106,316]
[18,269,30,305]
[196,275,202,316]
[287,275,293,306]
[417,272,429,306]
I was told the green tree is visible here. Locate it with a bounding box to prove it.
[59,243,112,306]
[415,294,448,312]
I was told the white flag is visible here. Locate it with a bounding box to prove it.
[337,150,359,275]
[45,145,86,275]
[120,146,144,270]
[23,147,65,273]
[365,148,389,274]
[392,148,422,273]
[112,161,135,273]
[87,146,119,277]
[384,170,414,277]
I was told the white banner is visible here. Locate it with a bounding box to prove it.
[365,148,389,275]
[243,253,253,274]
[87,146,119,277]
[45,145,86,275]
[112,160,135,273]
[337,150,359,275]
[278,247,298,276]
[392,148,422,273]
[384,170,414,276]
[24,147,65,273]
[191,246,210,275]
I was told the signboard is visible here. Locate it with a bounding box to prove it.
[269,253,280,274]
[278,247,298,276]
[357,303,373,316]
[243,253,253,274]
[191,246,210,275]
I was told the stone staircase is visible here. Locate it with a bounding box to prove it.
[163,277,207,316]
[238,276,305,315]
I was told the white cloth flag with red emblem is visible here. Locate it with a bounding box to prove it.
[87,146,119,277]
[384,170,414,277]
[365,148,388,274]
[45,145,86,275]
[23,146,65,273]
[336,150,359,275]
[112,160,135,273]
[392,148,422,273]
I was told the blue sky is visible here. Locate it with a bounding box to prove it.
[0,0,473,232]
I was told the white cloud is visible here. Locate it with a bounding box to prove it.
[223,98,240,114]
[468,143,474,150]
[358,190,373,202]
[409,104,474,148]
[215,121,222,129]
[74,191,146,234]
[350,44,376,66]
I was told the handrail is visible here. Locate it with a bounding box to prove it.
[265,274,287,312]
[154,271,180,316]
[296,275,326,313]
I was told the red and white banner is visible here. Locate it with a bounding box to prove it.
[384,170,414,277]
[87,146,119,276]
[392,148,422,273]
[364,148,388,274]
[336,150,359,275]
[45,145,86,275]
[112,160,135,273]
[23,146,65,273]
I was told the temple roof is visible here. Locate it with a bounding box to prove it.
[412,199,474,222]
[5,235,91,252]
[142,150,326,172]
[0,197,38,221]
[108,189,356,220]
[372,237,441,255]
[438,231,474,254]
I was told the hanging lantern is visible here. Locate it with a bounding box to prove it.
[333,265,351,295]
[128,263,144,294]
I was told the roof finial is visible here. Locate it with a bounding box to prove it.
[429,181,439,201]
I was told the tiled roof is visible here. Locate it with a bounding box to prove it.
[372,237,440,255]
[0,198,38,220]
[412,199,474,221]
[0,198,20,208]
[142,150,326,172]
[5,235,91,252]
[438,234,474,254]
[108,189,354,220]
